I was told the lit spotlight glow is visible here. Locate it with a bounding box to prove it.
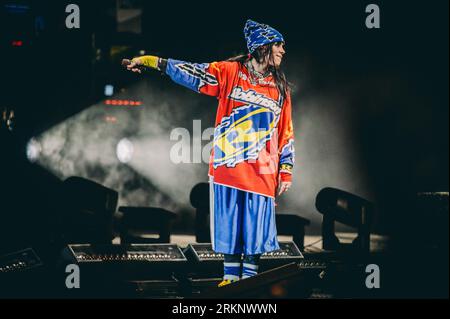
[105,99,142,106]
[104,84,114,96]
[26,138,41,162]
[116,138,134,163]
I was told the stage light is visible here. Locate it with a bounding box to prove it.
[104,85,114,96]
[116,138,134,163]
[26,138,41,162]
[11,40,23,47]
[104,99,142,106]
[105,115,117,123]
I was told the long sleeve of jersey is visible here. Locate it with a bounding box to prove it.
[277,92,295,183]
[165,59,233,98]
[165,58,295,198]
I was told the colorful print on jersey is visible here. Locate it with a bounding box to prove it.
[213,104,278,168]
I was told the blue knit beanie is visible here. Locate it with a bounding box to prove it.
[244,19,284,53]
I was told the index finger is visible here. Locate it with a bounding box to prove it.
[278,184,285,196]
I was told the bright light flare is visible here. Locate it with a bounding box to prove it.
[116,138,134,163]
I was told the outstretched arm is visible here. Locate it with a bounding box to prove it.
[125,55,233,98]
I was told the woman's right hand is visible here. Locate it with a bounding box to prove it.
[125,57,144,73]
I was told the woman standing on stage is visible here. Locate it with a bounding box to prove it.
[126,19,295,287]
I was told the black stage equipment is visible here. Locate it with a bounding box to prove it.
[276,214,310,250]
[60,177,118,244]
[0,248,47,298]
[316,187,374,254]
[60,243,187,298]
[117,206,176,244]
[64,243,187,279]
[190,182,210,243]
[0,248,43,275]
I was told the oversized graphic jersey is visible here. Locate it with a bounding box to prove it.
[166,59,295,198]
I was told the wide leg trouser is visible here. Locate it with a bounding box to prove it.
[209,178,280,255]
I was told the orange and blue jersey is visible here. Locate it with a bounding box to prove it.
[165,59,295,199]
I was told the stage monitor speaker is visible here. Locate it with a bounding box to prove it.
[0,248,47,298]
[62,243,187,280]
[184,241,305,278]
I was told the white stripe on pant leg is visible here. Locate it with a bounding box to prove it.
[243,263,259,270]
[243,268,258,274]
[209,177,215,249]
[224,262,241,267]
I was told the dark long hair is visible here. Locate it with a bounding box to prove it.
[227,42,290,100]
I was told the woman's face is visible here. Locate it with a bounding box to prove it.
[270,42,286,67]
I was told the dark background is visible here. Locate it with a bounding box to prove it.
[0,0,448,291]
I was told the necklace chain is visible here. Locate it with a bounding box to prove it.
[246,61,271,84]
